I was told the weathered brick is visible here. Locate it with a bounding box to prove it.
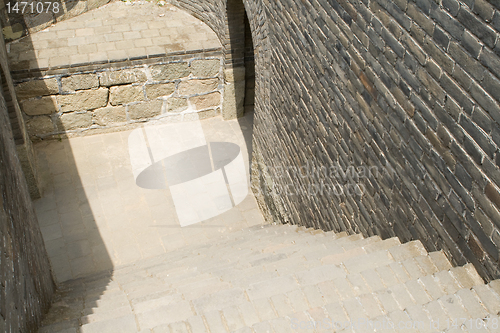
[448,41,485,81]
[423,36,455,74]
[461,30,483,59]
[485,182,500,210]
[441,74,474,114]
[430,7,464,40]
[381,27,405,57]
[451,65,473,91]
[433,27,450,51]
[472,0,495,22]
[482,71,500,104]
[469,81,500,124]
[480,47,500,79]
[457,7,497,48]
[459,114,497,159]
[442,0,460,16]
[472,106,494,134]
[413,0,432,15]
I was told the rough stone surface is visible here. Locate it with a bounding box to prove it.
[61,74,99,92]
[57,88,108,112]
[15,79,59,99]
[190,92,221,110]
[128,100,163,120]
[150,63,190,81]
[26,116,54,136]
[179,79,218,96]
[57,112,93,130]
[167,97,188,113]
[145,83,176,99]
[21,96,58,115]
[93,106,127,126]
[110,85,144,106]
[190,59,220,77]
[100,69,147,87]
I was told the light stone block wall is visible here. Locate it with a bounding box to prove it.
[16,57,223,139]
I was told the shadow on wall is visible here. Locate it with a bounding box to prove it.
[4,34,115,331]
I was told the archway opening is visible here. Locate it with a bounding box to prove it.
[224,0,255,119]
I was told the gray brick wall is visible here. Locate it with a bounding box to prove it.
[0,30,54,333]
[173,0,500,281]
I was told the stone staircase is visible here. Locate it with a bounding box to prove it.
[38,223,500,333]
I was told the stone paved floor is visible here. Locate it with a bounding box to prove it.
[7,1,221,70]
[33,112,262,283]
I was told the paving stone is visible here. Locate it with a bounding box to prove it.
[203,311,228,333]
[252,298,276,321]
[186,316,207,333]
[222,306,246,332]
[295,264,346,286]
[238,301,260,327]
[247,275,299,300]
[137,300,193,329]
[473,285,500,314]
[80,315,137,333]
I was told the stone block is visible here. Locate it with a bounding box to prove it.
[93,106,127,126]
[190,92,221,111]
[179,79,218,96]
[15,79,59,99]
[150,63,190,81]
[100,69,147,87]
[57,112,92,130]
[57,88,108,112]
[110,85,144,105]
[62,74,99,92]
[25,116,54,136]
[128,100,163,120]
[166,98,188,113]
[21,96,58,115]
[190,59,220,77]
[145,83,175,99]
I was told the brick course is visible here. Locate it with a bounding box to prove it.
[170,0,500,281]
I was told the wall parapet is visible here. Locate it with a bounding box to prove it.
[14,52,224,139]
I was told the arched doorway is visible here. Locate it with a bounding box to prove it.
[223,0,255,119]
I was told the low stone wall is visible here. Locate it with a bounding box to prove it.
[15,55,223,139]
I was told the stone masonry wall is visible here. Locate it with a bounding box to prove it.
[257,0,500,281]
[0,47,54,333]
[15,55,223,139]
[166,0,500,281]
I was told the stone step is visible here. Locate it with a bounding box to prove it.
[38,223,500,333]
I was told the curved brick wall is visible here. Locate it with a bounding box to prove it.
[171,0,500,280]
